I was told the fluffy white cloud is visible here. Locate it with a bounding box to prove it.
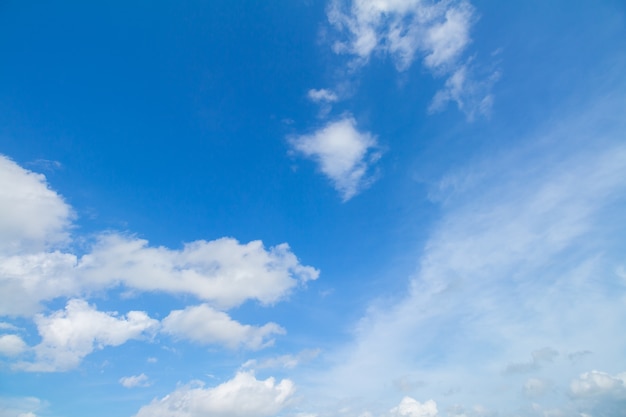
[0,155,72,255]
[79,234,318,309]
[162,304,284,350]
[133,371,295,417]
[570,371,626,398]
[120,373,151,388]
[0,334,27,357]
[0,235,318,316]
[290,116,380,200]
[389,397,438,417]
[327,0,473,71]
[17,299,159,372]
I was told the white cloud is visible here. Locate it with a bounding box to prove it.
[570,371,626,398]
[289,116,380,201]
[162,304,285,350]
[308,89,339,103]
[120,373,151,388]
[242,349,320,370]
[0,334,27,357]
[79,234,318,309]
[326,0,495,118]
[17,299,159,372]
[428,65,499,119]
[389,397,438,417]
[133,371,295,417]
[328,0,473,71]
[0,155,72,254]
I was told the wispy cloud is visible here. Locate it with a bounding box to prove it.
[120,373,151,388]
[289,116,381,201]
[301,99,626,414]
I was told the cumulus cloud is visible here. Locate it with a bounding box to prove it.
[162,304,285,350]
[120,373,151,388]
[289,116,380,200]
[0,334,27,357]
[133,371,295,417]
[570,371,626,399]
[16,299,159,372]
[80,234,318,309]
[389,397,438,417]
[0,155,72,254]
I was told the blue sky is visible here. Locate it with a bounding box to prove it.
[1,1,626,416]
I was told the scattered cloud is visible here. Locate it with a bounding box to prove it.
[120,373,151,388]
[0,334,27,357]
[289,116,381,201]
[162,304,285,350]
[305,106,626,412]
[16,299,159,372]
[133,371,295,417]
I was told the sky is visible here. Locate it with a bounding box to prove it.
[1,1,626,416]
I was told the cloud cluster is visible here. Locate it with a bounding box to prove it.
[0,155,319,370]
[328,0,474,72]
[290,117,380,201]
[326,0,493,117]
[133,371,295,417]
